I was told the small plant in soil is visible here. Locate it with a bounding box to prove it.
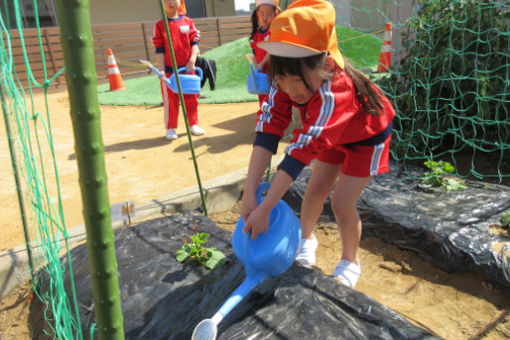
[500,210,510,229]
[176,232,227,269]
[419,160,466,191]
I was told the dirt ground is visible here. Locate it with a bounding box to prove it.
[1,92,510,339]
[0,92,267,252]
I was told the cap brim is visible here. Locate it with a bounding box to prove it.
[258,41,345,69]
[258,41,321,58]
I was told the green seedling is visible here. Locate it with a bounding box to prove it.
[419,160,466,191]
[176,232,227,270]
[501,210,510,229]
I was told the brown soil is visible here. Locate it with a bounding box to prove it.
[1,92,510,339]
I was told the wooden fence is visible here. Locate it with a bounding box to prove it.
[6,15,251,90]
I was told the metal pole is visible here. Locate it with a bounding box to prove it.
[54,0,125,338]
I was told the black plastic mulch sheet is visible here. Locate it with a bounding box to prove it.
[30,212,437,339]
[283,162,510,289]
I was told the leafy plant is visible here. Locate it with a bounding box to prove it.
[176,232,227,270]
[419,160,466,191]
[501,210,510,229]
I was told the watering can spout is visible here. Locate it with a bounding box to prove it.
[216,273,266,318]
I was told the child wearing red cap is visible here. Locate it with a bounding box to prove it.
[249,0,279,107]
[241,0,395,288]
[152,0,205,140]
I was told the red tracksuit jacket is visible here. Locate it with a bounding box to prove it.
[152,15,200,72]
[254,68,395,179]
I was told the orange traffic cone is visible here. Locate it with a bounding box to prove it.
[377,23,392,73]
[107,48,125,91]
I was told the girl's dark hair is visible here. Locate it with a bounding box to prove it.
[249,10,259,41]
[268,53,385,115]
[343,62,385,115]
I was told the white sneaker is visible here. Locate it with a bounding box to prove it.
[333,259,361,288]
[165,129,178,140]
[190,125,205,136]
[295,234,318,267]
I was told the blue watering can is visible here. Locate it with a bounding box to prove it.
[192,182,301,340]
[168,66,203,94]
[247,64,270,95]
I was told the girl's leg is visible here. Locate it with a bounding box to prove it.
[300,160,342,239]
[184,94,199,127]
[330,174,370,288]
[330,173,371,263]
[296,160,341,267]
[160,80,170,130]
[167,90,180,130]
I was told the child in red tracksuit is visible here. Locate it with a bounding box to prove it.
[152,0,204,140]
[241,0,395,289]
[249,0,278,107]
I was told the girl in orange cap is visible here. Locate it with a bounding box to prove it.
[249,0,279,106]
[241,0,395,288]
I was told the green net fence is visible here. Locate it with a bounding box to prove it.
[383,0,509,183]
[0,0,84,339]
[0,0,509,338]
[333,0,510,183]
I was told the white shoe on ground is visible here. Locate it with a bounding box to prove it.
[191,125,205,136]
[295,234,318,267]
[333,259,361,288]
[166,129,178,140]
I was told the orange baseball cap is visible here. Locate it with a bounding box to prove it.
[258,0,344,69]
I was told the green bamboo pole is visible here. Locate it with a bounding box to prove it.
[158,0,208,216]
[54,0,124,339]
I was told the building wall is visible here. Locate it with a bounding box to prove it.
[88,0,235,25]
[89,0,161,25]
[204,0,236,17]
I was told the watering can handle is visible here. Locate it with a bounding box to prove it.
[176,66,203,80]
[237,180,272,264]
[256,181,271,205]
[240,181,270,268]
[250,63,262,74]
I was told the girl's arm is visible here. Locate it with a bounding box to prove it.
[156,53,165,75]
[152,22,166,75]
[256,53,270,72]
[186,19,200,73]
[241,145,272,222]
[185,44,199,73]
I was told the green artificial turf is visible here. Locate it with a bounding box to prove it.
[97,27,382,106]
[337,26,382,70]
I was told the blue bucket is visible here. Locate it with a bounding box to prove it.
[247,65,270,95]
[232,182,301,278]
[168,66,203,94]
